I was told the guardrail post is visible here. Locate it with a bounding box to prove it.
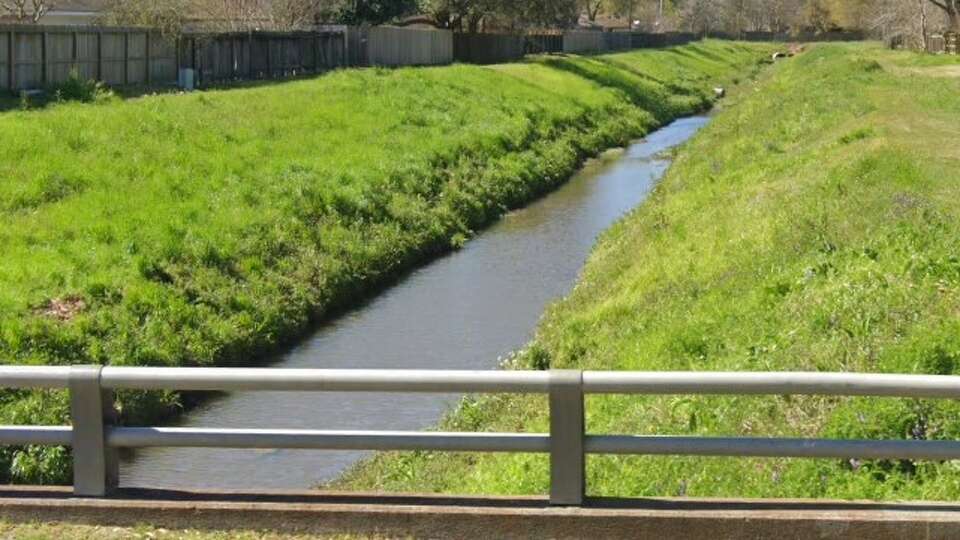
[549,369,584,506]
[69,365,118,497]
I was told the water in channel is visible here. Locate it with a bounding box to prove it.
[120,115,709,490]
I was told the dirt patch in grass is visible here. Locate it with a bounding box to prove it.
[35,296,87,322]
[913,64,960,78]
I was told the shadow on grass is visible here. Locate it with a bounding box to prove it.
[679,43,737,65]
[539,56,699,123]
[0,68,345,113]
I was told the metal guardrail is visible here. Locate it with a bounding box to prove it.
[3,366,960,505]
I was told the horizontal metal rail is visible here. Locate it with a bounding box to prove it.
[107,428,549,452]
[0,426,72,446]
[7,365,960,397]
[0,366,71,389]
[99,367,552,393]
[3,365,960,505]
[582,371,960,398]
[6,424,958,462]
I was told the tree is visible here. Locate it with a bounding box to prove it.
[927,0,959,30]
[579,0,603,22]
[200,0,339,30]
[264,0,337,29]
[502,0,579,29]
[608,0,640,28]
[98,0,193,35]
[337,0,420,25]
[421,0,491,31]
[0,0,54,22]
[919,0,928,48]
[805,0,833,31]
[423,0,577,32]
[102,0,340,32]
[679,0,724,34]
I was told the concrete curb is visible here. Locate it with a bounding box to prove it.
[1,487,959,539]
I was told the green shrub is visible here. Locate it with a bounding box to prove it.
[52,69,114,104]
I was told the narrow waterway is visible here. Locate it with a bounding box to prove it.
[120,115,709,490]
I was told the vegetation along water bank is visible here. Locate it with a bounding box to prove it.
[0,41,773,482]
[341,42,960,500]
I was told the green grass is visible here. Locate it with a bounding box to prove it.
[341,43,960,501]
[0,40,772,482]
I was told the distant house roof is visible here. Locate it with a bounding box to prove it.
[0,0,107,23]
[578,13,631,30]
[51,0,108,12]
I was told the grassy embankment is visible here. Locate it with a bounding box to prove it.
[343,43,960,501]
[0,41,772,482]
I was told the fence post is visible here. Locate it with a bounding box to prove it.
[174,35,181,87]
[145,32,151,85]
[123,31,129,85]
[246,32,253,78]
[96,30,102,81]
[69,365,118,497]
[41,31,48,86]
[265,35,272,78]
[7,29,14,91]
[72,31,78,75]
[549,369,585,506]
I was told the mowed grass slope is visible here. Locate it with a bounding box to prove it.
[0,41,771,481]
[343,43,960,500]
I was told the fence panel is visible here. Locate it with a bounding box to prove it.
[47,32,73,84]
[563,31,607,54]
[76,32,99,81]
[344,26,368,66]
[100,32,126,86]
[0,31,7,90]
[665,32,697,46]
[525,34,562,54]
[453,33,525,64]
[368,27,452,67]
[14,31,43,89]
[149,34,177,84]
[631,32,666,48]
[946,31,958,54]
[248,36,268,77]
[180,31,344,86]
[127,32,147,84]
[604,32,632,51]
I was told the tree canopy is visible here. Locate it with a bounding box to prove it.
[66,0,960,34]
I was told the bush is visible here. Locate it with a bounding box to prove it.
[52,69,114,104]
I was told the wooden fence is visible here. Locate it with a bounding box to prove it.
[562,31,607,54]
[0,24,346,92]
[367,26,452,67]
[180,30,345,85]
[453,33,525,64]
[344,26,368,66]
[0,24,177,91]
[631,32,698,48]
[1,23,869,93]
[604,31,632,51]
[525,34,563,54]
